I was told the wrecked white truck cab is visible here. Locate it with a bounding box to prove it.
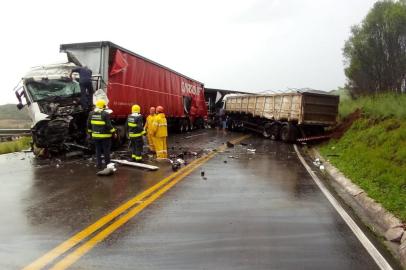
[15,63,91,156]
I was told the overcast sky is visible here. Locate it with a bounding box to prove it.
[0,0,377,104]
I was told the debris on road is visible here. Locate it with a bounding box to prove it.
[226,141,235,148]
[111,159,159,171]
[96,163,117,176]
[313,158,325,170]
[65,151,84,159]
[170,158,185,172]
[184,133,207,139]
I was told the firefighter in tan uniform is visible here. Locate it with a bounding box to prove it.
[144,107,156,152]
[151,106,168,159]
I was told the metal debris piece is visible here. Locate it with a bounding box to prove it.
[65,151,84,158]
[96,163,117,176]
[111,159,159,171]
[226,141,234,148]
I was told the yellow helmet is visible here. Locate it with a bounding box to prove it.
[132,104,141,113]
[95,99,106,109]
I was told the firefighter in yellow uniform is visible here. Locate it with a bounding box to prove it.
[151,106,168,159]
[143,107,156,152]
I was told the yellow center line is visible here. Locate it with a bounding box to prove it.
[50,151,219,269]
[22,134,250,270]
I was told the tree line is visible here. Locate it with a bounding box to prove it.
[344,0,406,97]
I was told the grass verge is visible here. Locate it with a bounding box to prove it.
[339,93,406,119]
[320,93,406,222]
[0,137,32,155]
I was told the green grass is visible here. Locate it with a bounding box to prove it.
[0,137,32,155]
[320,93,406,221]
[339,93,406,119]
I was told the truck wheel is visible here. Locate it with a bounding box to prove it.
[280,123,298,143]
[227,120,235,131]
[179,118,190,133]
[270,123,281,141]
[179,121,185,133]
[185,119,191,132]
[263,123,272,138]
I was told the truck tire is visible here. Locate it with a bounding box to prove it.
[195,117,205,129]
[270,123,281,141]
[280,123,298,143]
[227,120,236,131]
[262,123,272,138]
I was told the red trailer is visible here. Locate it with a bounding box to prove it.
[60,41,207,131]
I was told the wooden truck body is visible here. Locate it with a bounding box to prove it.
[224,91,339,142]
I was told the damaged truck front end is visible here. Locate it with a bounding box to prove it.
[16,63,90,157]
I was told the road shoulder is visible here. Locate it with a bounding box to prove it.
[306,147,406,269]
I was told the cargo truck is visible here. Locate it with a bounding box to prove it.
[223,91,339,142]
[15,41,207,156]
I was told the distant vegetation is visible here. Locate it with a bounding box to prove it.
[320,94,406,221]
[343,0,406,96]
[339,93,406,119]
[0,137,31,155]
[0,104,30,128]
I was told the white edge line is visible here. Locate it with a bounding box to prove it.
[293,144,393,270]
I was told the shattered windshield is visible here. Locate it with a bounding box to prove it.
[25,80,80,101]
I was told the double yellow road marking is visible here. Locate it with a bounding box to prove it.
[23,135,250,270]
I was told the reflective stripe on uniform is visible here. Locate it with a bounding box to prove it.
[131,154,142,160]
[128,122,137,127]
[110,128,116,133]
[91,120,106,125]
[87,129,92,133]
[92,133,112,138]
[129,133,143,138]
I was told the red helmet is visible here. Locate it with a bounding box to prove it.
[156,106,164,113]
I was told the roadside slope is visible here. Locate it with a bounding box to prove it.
[319,94,406,222]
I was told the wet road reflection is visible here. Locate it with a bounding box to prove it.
[0,131,396,269]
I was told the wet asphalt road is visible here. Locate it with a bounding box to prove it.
[0,129,397,269]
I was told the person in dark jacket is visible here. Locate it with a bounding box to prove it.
[127,104,146,161]
[71,66,93,110]
[87,99,116,169]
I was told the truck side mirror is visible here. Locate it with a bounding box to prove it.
[15,87,28,109]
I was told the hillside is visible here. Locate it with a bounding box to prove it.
[320,93,406,221]
[0,104,31,128]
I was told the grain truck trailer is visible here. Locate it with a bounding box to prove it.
[15,41,207,156]
[223,91,339,142]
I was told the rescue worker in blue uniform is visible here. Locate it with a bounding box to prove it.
[87,100,116,169]
[127,104,146,162]
[71,66,93,110]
